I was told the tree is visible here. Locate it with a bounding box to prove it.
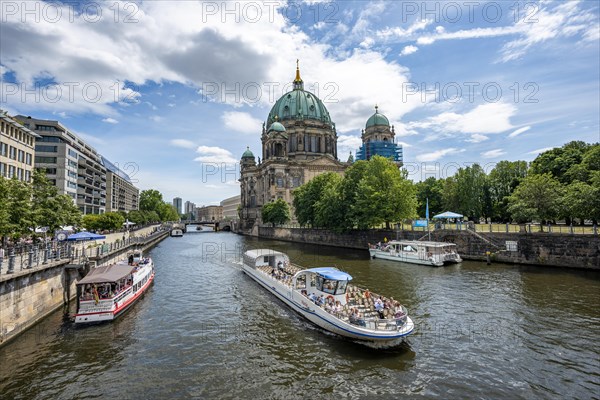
[415,177,444,218]
[31,170,81,232]
[441,165,488,221]
[354,156,417,229]
[127,210,147,225]
[99,212,125,230]
[139,189,164,213]
[488,161,528,222]
[0,178,10,241]
[507,173,563,227]
[262,198,290,226]
[530,141,591,184]
[5,178,33,239]
[563,181,595,225]
[82,214,102,231]
[293,172,339,226]
[159,203,179,222]
[314,173,346,230]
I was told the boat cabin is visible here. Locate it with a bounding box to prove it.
[293,267,352,305]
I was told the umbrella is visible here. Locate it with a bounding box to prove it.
[66,232,106,241]
[433,211,464,219]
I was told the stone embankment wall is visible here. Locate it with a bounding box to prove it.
[253,227,600,270]
[0,225,169,347]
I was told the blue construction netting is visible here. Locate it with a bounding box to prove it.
[356,141,403,162]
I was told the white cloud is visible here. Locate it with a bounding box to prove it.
[337,135,363,158]
[481,149,506,159]
[400,45,418,56]
[376,19,433,39]
[194,146,238,164]
[410,103,516,139]
[527,147,553,155]
[170,139,196,149]
[150,116,163,122]
[416,148,464,162]
[508,126,531,138]
[167,103,176,108]
[410,1,599,62]
[466,134,489,143]
[102,117,119,124]
[221,111,262,134]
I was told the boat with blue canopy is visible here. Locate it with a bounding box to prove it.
[242,249,414,347]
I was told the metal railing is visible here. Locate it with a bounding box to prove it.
[0,228,169,276]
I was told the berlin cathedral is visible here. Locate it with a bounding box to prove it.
[239,63,403,231]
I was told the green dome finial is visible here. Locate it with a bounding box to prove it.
[366,105,390,128]
[241,146,255,159]
[293,59,304,91]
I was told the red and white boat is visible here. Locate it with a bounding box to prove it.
[74,250,154,324]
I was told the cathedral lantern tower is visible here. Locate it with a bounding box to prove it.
[356,106,403,165]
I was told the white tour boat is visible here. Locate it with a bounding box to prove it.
[170,228,184,237]
[74,249,154,324]
[369,240,462,267]
[242,249,414,347]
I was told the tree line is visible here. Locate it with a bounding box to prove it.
[261,141,599,230]
[0,170,179,241]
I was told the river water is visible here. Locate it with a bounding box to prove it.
[1,230,599,399]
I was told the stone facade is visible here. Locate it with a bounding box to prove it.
[0,112,40,182]
[239,65,347,230]
[196,205,223,221]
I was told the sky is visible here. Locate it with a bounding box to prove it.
[1,0,599,206]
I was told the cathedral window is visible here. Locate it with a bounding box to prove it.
[276,177,284,188]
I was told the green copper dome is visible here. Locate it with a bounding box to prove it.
[268,121,286,132]
[366,106,390,128]
[266,62,332,126]
[241,147,255,159]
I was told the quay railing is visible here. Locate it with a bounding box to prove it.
[0,228,169,276]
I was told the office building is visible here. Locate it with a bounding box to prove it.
[0,111,40,181]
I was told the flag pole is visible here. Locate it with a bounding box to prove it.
[426,198,430,241]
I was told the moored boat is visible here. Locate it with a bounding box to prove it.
[369,240,462,267]
[171,228,184,237]
[74,249,154,324]
[242,249,414,347]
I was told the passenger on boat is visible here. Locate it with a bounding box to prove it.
[375,297,385,318]
[308,292,318,303]
[301,289,308,297]
[349,308,366,327]
[364,289,371,299]
[334,301,343,315]
[277,261,283,271]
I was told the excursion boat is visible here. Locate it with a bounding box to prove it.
[369,240,462,267]
[74,249,154,324]
[242,249,414,347]
[171,228,184,237]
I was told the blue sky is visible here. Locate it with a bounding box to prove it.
[1,0,598,205]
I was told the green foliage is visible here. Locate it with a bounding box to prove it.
[507,173,563,224]
[442,164,488,221]
[31,170,81,231]
[415,177,444,218]
[354,156,417,228]
[5,177,34,239]
[529,141,594,184]
[562,181,596,224]
[159,203,180,222]
[293,173,338,226]
[488,161,528,222]
[139,189,164,212]
[292,156,417,230]
[262,198,290,226]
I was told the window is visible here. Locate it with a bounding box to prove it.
[9,146,16,159]
[68,149,78,159]
[292,177,301,188]
[310,136,317,152]
[8,165,15,178]
[0,143,6,156]
[68,171,77,179]
[18,150,24,162]
[67,181,77,189]
[0,162,5,177]
[39,136,64,143]
[68,160,78,168]
[35,145,58,153]
[276,177,284,188]
[35,156,57,164]
[25,153,32,165]
[25,170,31,182]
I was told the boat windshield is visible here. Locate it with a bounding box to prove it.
[316,275,348,295]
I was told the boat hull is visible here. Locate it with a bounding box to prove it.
[242,263,414,345]
[369,249,462,266]
[74,269,154,324]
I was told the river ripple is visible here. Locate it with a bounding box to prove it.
[1,231,598,399]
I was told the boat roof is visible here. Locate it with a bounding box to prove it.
[304,267,353,281]
[78,264,134,285]
[387,240,457,247]
[244,249,288,259]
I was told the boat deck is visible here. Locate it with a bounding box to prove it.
[253,263,407,331]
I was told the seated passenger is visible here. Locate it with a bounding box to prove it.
[308,293,318,303]
[375,297,385,318]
